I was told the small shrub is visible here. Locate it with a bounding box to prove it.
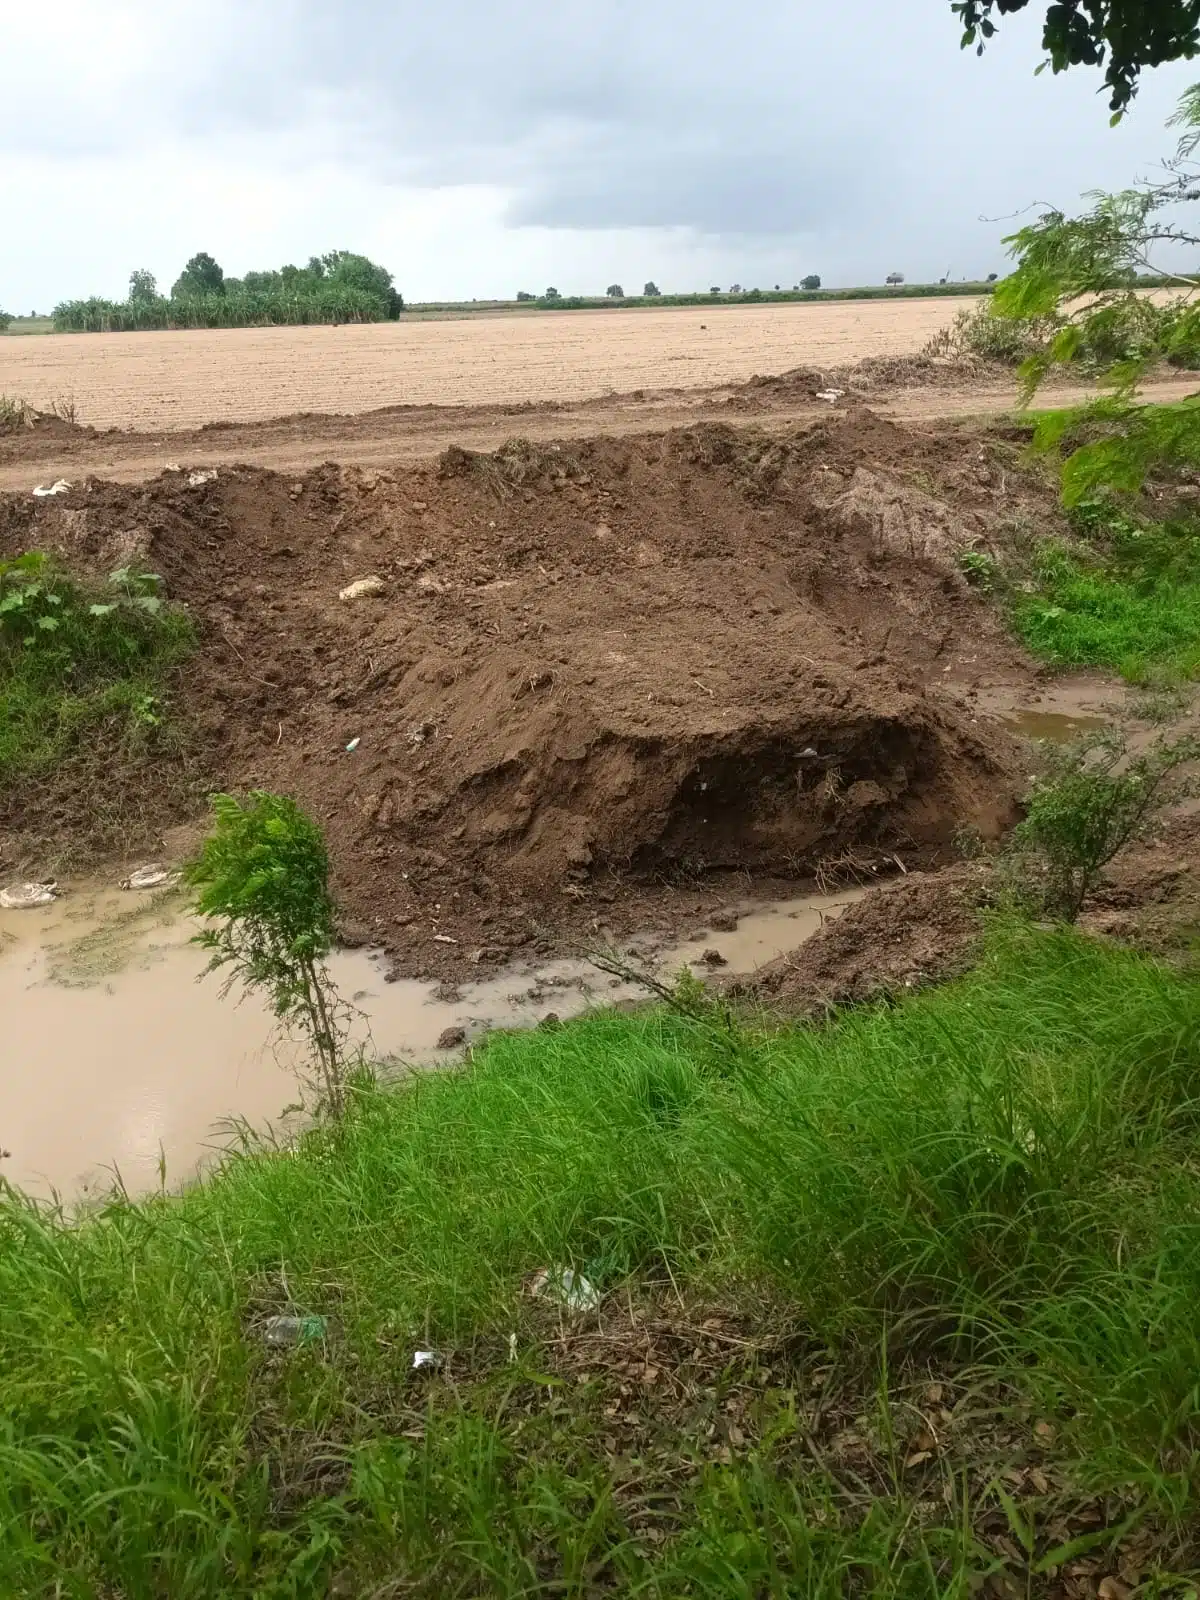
[958,549,1001,591]
[186,792,351,1115]
[924,302,1057,365]
[1008,729,1196,920]
[0,309,11,333]
[0,395,36,432]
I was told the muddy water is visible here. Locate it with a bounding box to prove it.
[1002,709,1108,742]
[0,883,864,1200]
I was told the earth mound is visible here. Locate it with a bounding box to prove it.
[1,411,1050,973]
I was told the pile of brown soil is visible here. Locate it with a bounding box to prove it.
[741,864,992,1015]
[1,409,1056,976]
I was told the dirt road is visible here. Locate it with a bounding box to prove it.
[1,369,1195,492]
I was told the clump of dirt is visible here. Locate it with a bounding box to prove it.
[1,410,1058,974]
[742,864,992,1014]
[0,405,95,452]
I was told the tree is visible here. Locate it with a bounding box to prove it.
[709,286,722,295]
[171,252,226,299]
[990,83,1200,500]
[606,283,625,298]
[643,280,661,296]
[802,274,821,290]
[0,310,11,332]
[987,271,999,282]
[886,272,906,285]
[186,791,350,1115]
[544,286,561,299]
[321,251,404,316]
[128,270,158,303]
[516,290,535,302]
[953,0,1200,113]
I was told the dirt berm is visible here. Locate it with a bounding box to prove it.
[0,409,1046,974]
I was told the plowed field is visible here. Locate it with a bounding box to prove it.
[0,298,986,431]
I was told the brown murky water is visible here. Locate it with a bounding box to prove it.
[0,882,863,1199]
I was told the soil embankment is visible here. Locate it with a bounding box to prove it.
[0,407,1061,976]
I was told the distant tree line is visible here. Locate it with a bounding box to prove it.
[52,251,404,333]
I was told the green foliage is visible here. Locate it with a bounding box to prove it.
[3,927,1200,1590]
[605,283,624,298]
[0,308,11,332]
[0,552,193,788]
[1009,497,1200,679]
[544,286,560,299]
[127,269,157,303]
[802,273,821,290]
[991,86,1200,398]
[185,792,348,1115]
[1010,730,1196,918]
[987,85,1200,510]
[643,280,661,296]
[954,0,1200,112]
[56,250,402,332]
[171,251,226,299]
[515,289,535,302]
[958,549,1001,591]
[924,300,1059,364]
[1031,395,1200,503]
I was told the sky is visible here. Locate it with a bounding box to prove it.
[1,1,1197,311]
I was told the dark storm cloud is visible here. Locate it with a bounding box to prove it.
[3,0,1197,257]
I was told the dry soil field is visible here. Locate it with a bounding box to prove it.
[0,298,986,431]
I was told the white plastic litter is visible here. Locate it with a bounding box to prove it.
[411,1349,442,1370]
[529,1267,601,1314]
[262,1313,327,1347]
[339,576,386,602]
[32,480,71,498]
[815,389,845,404]
[186,469,218,487]
[0,881,58,910]
[120,864,178,892]
[345,736,361,753]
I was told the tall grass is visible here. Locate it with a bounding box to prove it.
[2,924,1199,1593]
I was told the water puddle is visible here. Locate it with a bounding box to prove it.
[1001,709,1108,742]
[0,882,865,1199]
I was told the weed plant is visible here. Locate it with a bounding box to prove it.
[0,552,193,788]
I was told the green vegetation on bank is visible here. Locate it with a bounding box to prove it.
[3,922,1200,1595]
[0,553,193,791]
[52,251,404,333]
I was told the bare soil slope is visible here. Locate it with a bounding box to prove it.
[1,409,1052,975]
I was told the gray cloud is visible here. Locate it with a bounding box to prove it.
[1,0,1198,303]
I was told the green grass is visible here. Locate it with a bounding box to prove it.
[0,316,56,336]
[0,553,194,793]
[1008,508,1200,683]
[3,923,1200,1595]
